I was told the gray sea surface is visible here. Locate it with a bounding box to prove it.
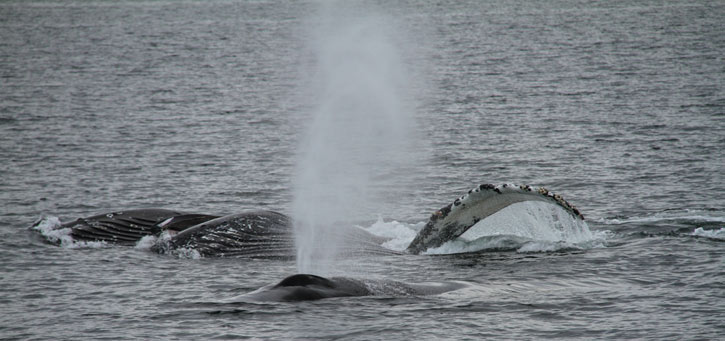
[1,0,724,340]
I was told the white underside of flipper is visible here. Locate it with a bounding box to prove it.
[406,183,584,254]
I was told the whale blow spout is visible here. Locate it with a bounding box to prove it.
[291,7,418,275]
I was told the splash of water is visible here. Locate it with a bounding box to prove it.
[292,8,416,275]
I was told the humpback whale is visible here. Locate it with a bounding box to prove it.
[231,273,467,302]
[36,183,584,257]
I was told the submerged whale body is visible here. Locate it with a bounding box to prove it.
[37,183,584,257]
[235,274,467,302]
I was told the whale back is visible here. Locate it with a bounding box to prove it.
[276,274,336,288]
[406,183,584,254]
[235,274,467,302]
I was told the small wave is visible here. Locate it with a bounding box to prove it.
[360,217,421,252]
[423,235,530,254]
[517,234,608,253]
[141,231,203,259]
[172,248,203,259]
[692,227,725,240]
[135,234,160,250]
[598,209,725,225]
[32,216,108,249]
[517,240,579,253]
[423,231,609,255]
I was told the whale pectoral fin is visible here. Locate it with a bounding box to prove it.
[406,183,584,254]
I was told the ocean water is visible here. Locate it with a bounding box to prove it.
[1,0,724,340]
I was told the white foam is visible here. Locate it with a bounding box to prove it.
[134,231,203,258]
[598,210,725,225]
[173,248,202,260]
[423,235,531,254]
[140,230,174,253]
[361,216,420,251]
[424,232,608,255]
[32,216,62,234]
[517,241,575,253]
[692,227,725,240]
[134,235,158,250]
[32,216,108,249]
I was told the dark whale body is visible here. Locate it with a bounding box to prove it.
[53,209,397,259]
[57,209,219,245]
[153,210,295,259]
[236,274,467,302]
[37,183,585,301]
[41,183,584,257]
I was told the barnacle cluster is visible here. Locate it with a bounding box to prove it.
[432,183,584,221]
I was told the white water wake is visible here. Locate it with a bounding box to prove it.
[32,216,108,249]
[692,227,725,240]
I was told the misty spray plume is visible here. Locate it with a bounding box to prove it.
[292,6,418,275]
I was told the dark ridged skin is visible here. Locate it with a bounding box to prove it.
[155,210,296,259]
[57,209,214,245]
[48,209,399,259]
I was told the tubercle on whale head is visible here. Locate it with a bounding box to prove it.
[429,210,443,222]
[482,183,584,221]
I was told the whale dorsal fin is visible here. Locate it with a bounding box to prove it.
[406,184,584,254]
